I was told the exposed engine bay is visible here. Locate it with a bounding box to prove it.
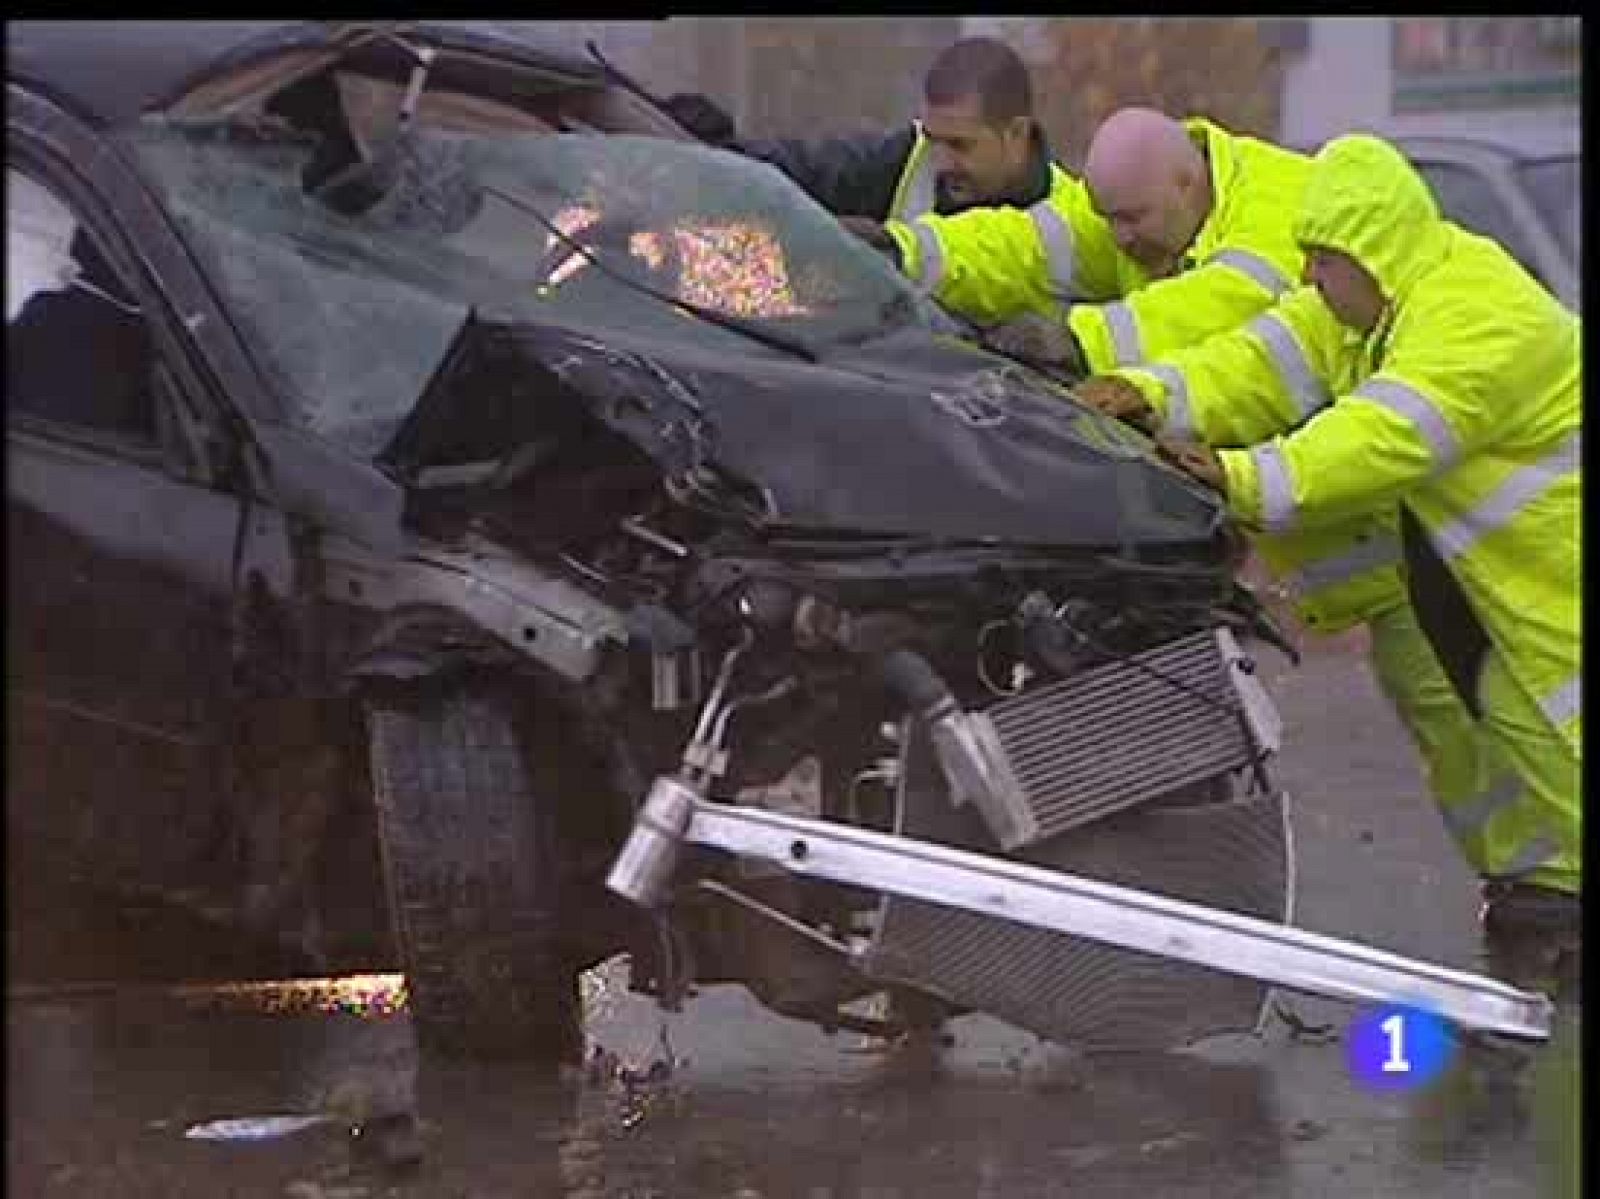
[114,102,1547,1050]
[340,306,1309,1049]
[318,301,1541,1046]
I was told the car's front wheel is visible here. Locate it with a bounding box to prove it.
[364,682,582,1060]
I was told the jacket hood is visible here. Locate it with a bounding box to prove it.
[1293,134,1447,301]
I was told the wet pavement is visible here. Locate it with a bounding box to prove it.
[7,639,1580,1198]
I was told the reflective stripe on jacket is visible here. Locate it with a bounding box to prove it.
[884,119,1311,371]
[887,130,941,222]
[1117,285,1409,632]
[884,144,1128,318]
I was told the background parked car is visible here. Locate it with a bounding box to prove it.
[1394,134,1579,312]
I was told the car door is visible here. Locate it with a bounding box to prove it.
[5,106,280,897]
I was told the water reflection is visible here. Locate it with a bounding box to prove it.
[1402,1000,1581,1193]
[6,959,1574,1198]
[167,973,410,1019]
[6,969,1293,1199]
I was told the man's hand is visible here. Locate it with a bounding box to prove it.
[1074,375,1159,434]
[983,313,1086,377]
[1153,434,1226,492]
[838,216,900,262]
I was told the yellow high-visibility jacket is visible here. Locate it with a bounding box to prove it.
[884,119,1311,373]
[886,124,1074,222]
[1117,136,1581,885]
[1218,136,1580,745]
[1116,285,1411,633]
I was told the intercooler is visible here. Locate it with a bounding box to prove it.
[861,629,1293,1051]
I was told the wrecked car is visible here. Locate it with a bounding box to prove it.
[7,21,1550,1058]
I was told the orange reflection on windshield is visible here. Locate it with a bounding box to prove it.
[546,208,812,319]
[673,223,810,318]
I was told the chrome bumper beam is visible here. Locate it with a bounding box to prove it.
[607,777,1552,1042]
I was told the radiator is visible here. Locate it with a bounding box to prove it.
[861,628,1293,1051]
[951,627,1279,851]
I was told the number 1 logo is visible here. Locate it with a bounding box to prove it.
[1347,1004,1455,1092]
[1380,1012,1412,1073]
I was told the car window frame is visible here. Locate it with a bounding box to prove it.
[1403,142,1578,311]
[7,88,269,488]
[7,161,179,467]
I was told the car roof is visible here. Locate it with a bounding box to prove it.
[6,21,606,129]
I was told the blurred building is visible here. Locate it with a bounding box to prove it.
[508,19,1578,161]
[546,18,964,138]
[1276,18,1579,152]
[990,19,1289,167]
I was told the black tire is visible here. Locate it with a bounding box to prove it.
[364,683,582,1060]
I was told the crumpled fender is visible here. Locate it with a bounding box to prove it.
[343,605,526,687]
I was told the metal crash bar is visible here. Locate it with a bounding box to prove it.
[607,776,1553,1042]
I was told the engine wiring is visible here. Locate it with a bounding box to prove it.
[1048,600,1246,721]
[846,757,901,826]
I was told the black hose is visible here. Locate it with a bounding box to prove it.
[876,648,955,719]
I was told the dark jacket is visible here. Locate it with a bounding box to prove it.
[738,123,1059,221]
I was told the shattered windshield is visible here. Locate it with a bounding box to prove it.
[123,119,946,454]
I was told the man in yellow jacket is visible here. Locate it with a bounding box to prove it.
[1091,134,1581,988]
[722,37,1072,225]
[887,109,1501,951]
[878,106,1310,375]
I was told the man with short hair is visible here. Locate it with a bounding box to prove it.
[729,36,1091,226]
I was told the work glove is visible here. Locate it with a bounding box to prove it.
[1073,375,1159,434]
[983,312,1086,378]
[1154,434,1226,493]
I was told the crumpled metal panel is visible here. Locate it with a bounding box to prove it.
[861,722,1292,1052]
[504,326,1227,550]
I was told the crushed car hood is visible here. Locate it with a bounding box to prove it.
[402,318,1230,550]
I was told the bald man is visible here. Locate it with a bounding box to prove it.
[876,107,1311,378]
[1086,107,1215,280]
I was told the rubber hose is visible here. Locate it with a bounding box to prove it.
[876,648,954,718]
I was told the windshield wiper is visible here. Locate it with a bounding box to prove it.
[478,182,819,363]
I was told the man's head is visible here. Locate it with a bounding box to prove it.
[1294,134,1445,333]
[920,37,1037,206]
[1084,107,1213,278]
[1301,247,1387,333]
